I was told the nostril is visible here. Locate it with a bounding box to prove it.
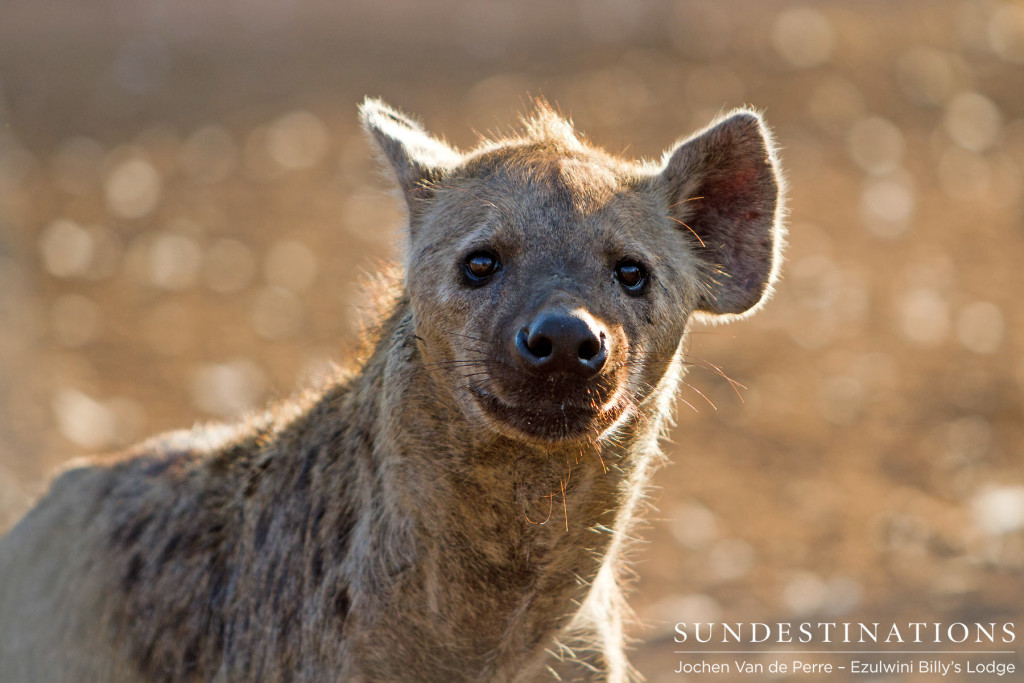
[530,335,553,359]
[577,334,601,362]
[518,327,553,360]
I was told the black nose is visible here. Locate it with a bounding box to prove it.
[516,311,608,378]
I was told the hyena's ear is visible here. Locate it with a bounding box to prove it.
[359,98,462,214]
[654,109,784,319]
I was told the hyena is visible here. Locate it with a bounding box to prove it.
[0,98,784,682]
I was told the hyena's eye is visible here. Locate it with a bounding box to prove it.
[614,259,648,294]
[463,250,500,285]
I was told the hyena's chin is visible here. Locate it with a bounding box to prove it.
[467,379,628,444]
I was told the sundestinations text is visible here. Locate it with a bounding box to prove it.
[674,622,1016,645]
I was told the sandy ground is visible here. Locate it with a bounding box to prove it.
[1,1,1022,680]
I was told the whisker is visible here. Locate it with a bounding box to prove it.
[560,476,568,532]
[667,216,706,248]
[682,383,717,411]
[676,395,700,414]
[667,195,705,209]
[523,495,554,526]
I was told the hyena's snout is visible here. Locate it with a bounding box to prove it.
[474,299,623,442]
[514,308,609,379]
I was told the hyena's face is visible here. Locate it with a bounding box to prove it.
[362,100,783,444]
[404,150,700,443]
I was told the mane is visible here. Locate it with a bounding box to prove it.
[517,99,584,149]
[468,98,587,159]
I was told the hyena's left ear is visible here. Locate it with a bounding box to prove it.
[654,109,784,319]
[359,98,462,217]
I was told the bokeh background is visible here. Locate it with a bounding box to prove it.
[1,1,1023,680]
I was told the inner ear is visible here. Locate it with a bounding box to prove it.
[656,110,784,318]
[359,98,462,215]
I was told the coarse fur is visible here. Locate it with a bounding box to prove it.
[0,98,785,682]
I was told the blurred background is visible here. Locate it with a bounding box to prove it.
[1,0,1022,680]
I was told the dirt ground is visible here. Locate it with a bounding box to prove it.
[1,1,1022,680]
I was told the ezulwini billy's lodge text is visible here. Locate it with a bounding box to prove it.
[674,659,1016,676]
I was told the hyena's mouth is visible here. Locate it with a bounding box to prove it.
[468,382,626,443]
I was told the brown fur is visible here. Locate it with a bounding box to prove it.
[0,99,784,682]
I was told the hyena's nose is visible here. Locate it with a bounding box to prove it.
[516,311,608,378]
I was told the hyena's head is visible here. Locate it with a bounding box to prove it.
[361,98,783,445]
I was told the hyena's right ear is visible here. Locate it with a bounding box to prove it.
[359,98,462,216]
